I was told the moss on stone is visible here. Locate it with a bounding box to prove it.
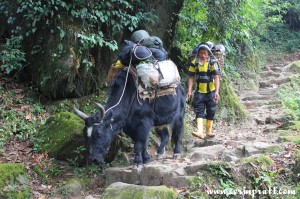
[0,163,32,198]
[5,188,32,199]
[289,60,300,73]
[33,165,48,183]
[101,183,177,199]
[217,73,248,122]
[277,129,294,137]
[293,149,300,175]
[263,145,282,153]
[257,155,274,165]
[280,135,300,144]
[294,121,300,132]
[104,187,143,199]
[144,186,177,199]
[239,155,274,166]
[38,112,87,163]
[61,178,85,197]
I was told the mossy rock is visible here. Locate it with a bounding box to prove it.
[38,111,87,164]
[277,129,295,137]
[0,163,32,199]
[241,155,274,164]
[288,60,300,73]
[293,149,300,175]
[263,145,282,153]
[279,135,300,144]
[239,155,274,168]
[101,182,177,199]
[60,178,87,198]
[294,121,300,132]
[217,72,248,122]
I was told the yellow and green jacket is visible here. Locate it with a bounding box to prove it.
[188,59,219,93]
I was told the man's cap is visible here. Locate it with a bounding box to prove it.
[197,44,210,52]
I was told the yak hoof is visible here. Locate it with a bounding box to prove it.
[132,164,143,173]
[173,153,181,159]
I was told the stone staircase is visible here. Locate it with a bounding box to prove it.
[102,60,297,189]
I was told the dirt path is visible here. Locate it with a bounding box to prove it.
[99,53,300,196]
[1,53,299,199]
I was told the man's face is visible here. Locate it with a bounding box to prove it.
[198,49,209,60]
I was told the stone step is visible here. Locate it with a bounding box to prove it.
[235,142,278,157]
[246,104,277,111]
[267,77,290,85]
[258,88,277,95]
[252,114,286,125]
[104,158,222,187]
[259,71,281,78]
[270,66,283,73]
[259,81,274,88]
[242,100,281,108]
[187,144,225,161]
[259,77,290,88]
[241,95,270,101]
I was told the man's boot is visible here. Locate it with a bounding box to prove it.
[192,118,205,139]
[206,119,215,137]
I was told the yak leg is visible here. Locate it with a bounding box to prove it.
[172,115,184,158]
[142,148,151,164]
[133,123,151,166]
[155,126,169,158]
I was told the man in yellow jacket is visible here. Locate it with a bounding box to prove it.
[186,44,220,139]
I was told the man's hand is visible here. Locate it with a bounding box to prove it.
[213,92,219,102]
[186,91,192,100]
[187,76,194,101]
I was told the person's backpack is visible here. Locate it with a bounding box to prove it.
[211,44,226,78]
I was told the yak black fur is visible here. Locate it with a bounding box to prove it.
[79,69,186,166]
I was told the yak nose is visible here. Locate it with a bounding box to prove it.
[89,157,104,166]
[92,158,100,164]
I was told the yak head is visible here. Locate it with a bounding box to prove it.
[74,102,111,165]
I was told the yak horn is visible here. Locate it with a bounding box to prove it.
[73,107,88,120]
[95,102,105,121]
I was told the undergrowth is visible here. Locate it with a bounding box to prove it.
[277,74,300,121]
[0,78,48,151]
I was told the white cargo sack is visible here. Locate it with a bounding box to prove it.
[136,60,180,88]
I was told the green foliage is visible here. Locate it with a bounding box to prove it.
[73,165,103,179]
[238,155,278,194]
[263,23,300,53]
[176,0,267,53]
[0,0,156,69]
[175,0,296,75]
[0,36,26,75]
[293,149,300,176]
[33,165,48,183]
[0,83,47,152]
[277,74,300,120]
[207,162,235,195]
[67,145,87,167]
[0,163,32,199]
[187,163,238,199]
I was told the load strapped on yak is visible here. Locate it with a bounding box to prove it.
[189,41,226,79]
[107,30,181,100]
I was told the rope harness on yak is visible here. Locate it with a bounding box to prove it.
[105,37,180,114]
[105,38,153,114]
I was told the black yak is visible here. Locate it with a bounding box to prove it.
[74,69,186,167]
